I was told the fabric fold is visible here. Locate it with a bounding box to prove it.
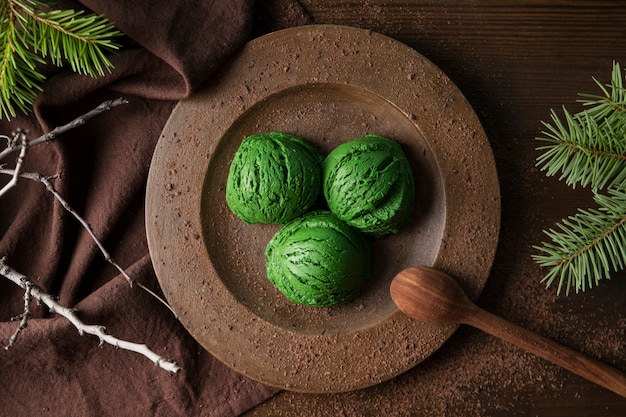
[0,1,310,415]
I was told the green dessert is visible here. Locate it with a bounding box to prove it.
[323,134,415,237]
[226,131,323,224]
[265,210,371,307]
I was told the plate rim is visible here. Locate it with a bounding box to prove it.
[146,24,500,393]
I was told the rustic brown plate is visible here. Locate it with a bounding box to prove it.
[146,24,500,393]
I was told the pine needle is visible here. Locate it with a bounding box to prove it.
[535,62,626,192]
[533,188,626,295]
[0,0,122,120]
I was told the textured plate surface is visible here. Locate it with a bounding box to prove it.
[146,24,500,393]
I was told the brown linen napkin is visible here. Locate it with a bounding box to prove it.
[0,1,309,415]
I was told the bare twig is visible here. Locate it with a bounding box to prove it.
[0,259,181,373]
[0,98,128,161]
[1,97,180,372]
[4,278,33,349]
[0,130,28,198]
[0,168,178,319]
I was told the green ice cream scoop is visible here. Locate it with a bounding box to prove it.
[323,134,415,237]
[265,210,371,307]
[226,132,323,224]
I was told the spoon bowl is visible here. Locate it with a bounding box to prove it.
[390,266,479,324]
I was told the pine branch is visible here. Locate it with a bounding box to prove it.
[16,1,122,76]
[0,6,46,118]
[536,62,626,192]
[533,188,626,295]
[0,0,122,120]
[579,61,626,120]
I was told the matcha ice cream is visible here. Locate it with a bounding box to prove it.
[265,210,371,307]
[226,132,323,224]
[323,134,415,237]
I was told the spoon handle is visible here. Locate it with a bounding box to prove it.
[466,308,626,398]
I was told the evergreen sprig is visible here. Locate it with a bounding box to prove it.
[533,188,626,295]
[0,0,122,119]
[533,62,626,295]
[536,63,626,192]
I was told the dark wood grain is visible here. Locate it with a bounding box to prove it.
[248,1,626,415]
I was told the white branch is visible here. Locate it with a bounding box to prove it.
[0,170,133,284]
[0,169,178,318]
[0,131,28,198]
[4,278,33,349]
[0,98,128,161]
[37,172,133,286]
[0,97,180,373]
[0,260,181,373]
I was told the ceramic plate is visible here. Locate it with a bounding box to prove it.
[146,24,500,393]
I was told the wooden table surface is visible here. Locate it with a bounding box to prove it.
[248,1,626,415]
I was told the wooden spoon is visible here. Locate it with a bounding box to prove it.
[390,266,626,398]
